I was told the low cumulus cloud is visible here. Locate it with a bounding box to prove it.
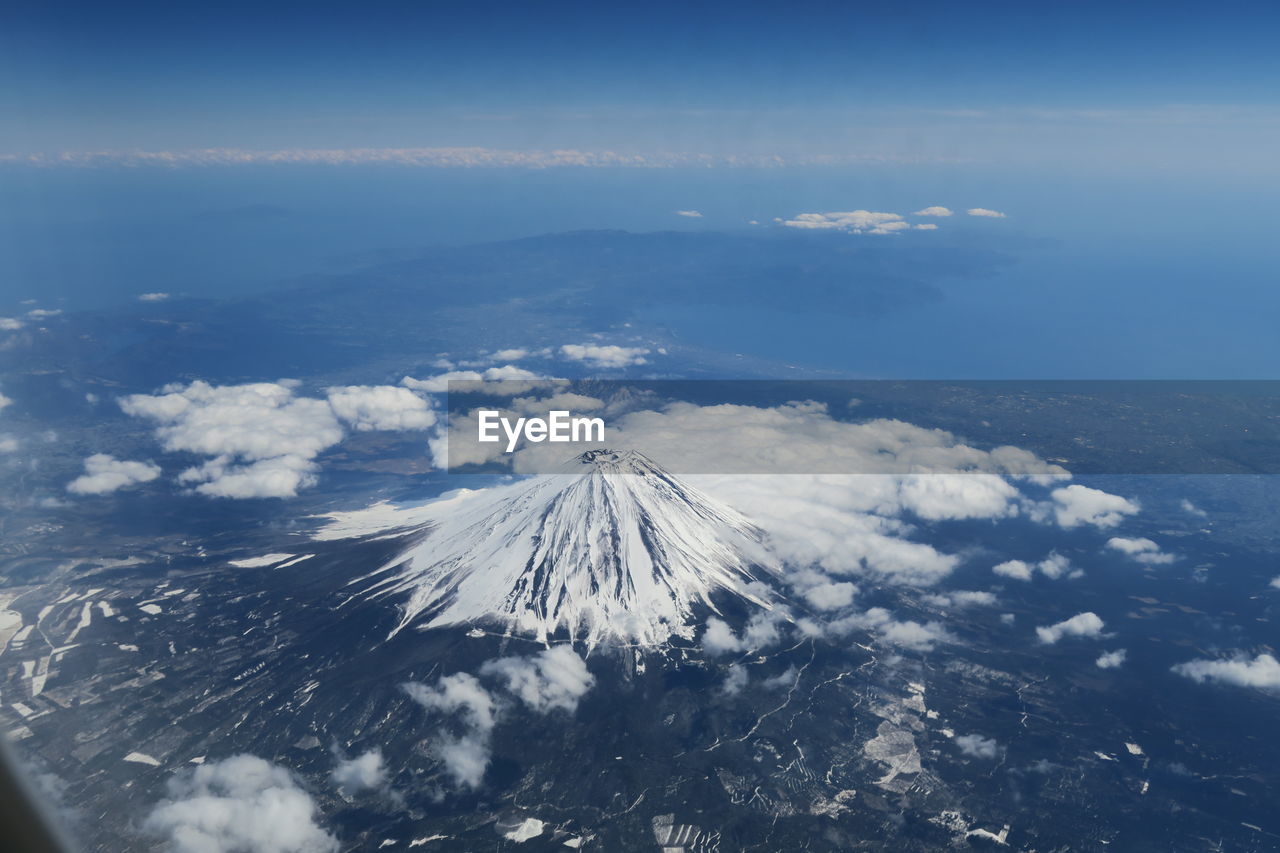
[402,673,496,790]
[401,364,547,393]
[701,613,785,656]
[1096,649,1127,669]
[801,580,858,611]
[66,454,161,495]
[119,380,436,498]
[993,552,1080,582]
[0,387,12,411]
[921,590,998,609]
[780,206,1005,233]
[1181,499,1207,517]
[954,734,1000,759]
[780,210,912,235]
[559,344,650,368]
[0,317,22,331]
[992,560,1033,581]
[1047,484,1139,529]
[403,646,594,790]
[479,645,595,713]
[1172,653,1280,691]
[1106,536,1175,565]
[827,607,953,652]
[143,755,337,853]
[1035,611,1105,644]
[721,664,749,696]
[325,385,437,432]
[138,292,170,302]
[675,209,703,218]
[330,749,389,796]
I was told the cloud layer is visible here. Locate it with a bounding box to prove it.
[330,749,388,796]
[559,344,650,368]
[1035,611,1105,644]
[143,755,337,853]
[1173,653,1280,690]
[403,646,594,790]
[66,454,161,495]
[119,380,435,498]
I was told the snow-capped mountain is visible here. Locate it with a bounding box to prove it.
[345,450,780,646]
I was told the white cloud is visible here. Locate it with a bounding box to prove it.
[138,292,170,302]
[955,734,1000,759]
[912,206,953,217]
[992,559,1033,581]
[479,646,594,713]
[802,581,857,611]
[489,348,529,361]
[1172,653,1280,691]
[780,210,911,235]
[675,210,703,218]
[914,223,938,230]
[702,617,744,655]
[1106,536,1175,565]
[721,665,749,695]
[330,749,388,796]
[878,618,952,651]
[0,435,17,453]
[922,590,997,608]
[121,381,343,498]
[896,474,1020,521]
[0,317,22,331]
[1035,552,1077,580]
[402,673,497,790]
[66,454,161,495]
[1096,649,1127,669]
[177,454,319,499]
[143,755,338,853]
[0,388,11,412]
[967,208,1007,218]
[833,607,953,651]
[700,613,784,656]
[403,649,595,791]
[993,553,1078,581]
[1180,499,1207,517]
[1035,611,1104,644]
[27,308,61,318]
[400,365,548,393]
[325,385,436,432]
[1271,576,1280,590]
[1049,484,1139,529]
[403,672,496,734]
[121,379,441,498]
[559,344,650,368]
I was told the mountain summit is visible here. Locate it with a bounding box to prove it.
[353,450,779,646]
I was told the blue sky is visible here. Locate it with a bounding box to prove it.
[4,0,1280,176]
[4,0,1280,379]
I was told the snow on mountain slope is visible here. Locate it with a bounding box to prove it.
[330,450,780,646]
